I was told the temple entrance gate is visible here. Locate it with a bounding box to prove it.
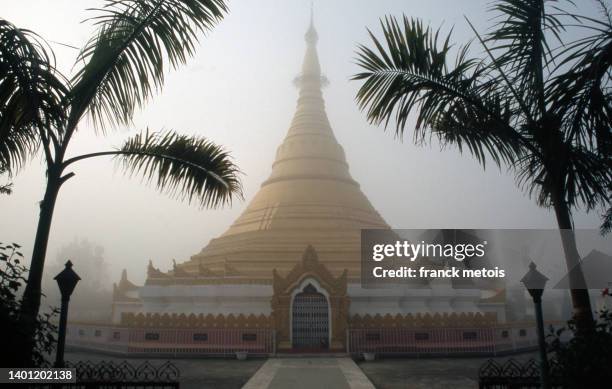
[271,245,349,352]
[291,283,329,349]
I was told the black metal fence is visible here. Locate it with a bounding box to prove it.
[16,361,180,389]
[478,358,562,389]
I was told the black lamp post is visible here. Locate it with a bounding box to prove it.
[521,261,550,389]
[54,260,80,368]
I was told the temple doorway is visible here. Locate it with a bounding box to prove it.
[291,283,330,349]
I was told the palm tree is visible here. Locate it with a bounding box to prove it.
[0,0,242,365]
[353,0,611,332]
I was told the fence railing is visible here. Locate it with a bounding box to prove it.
[70,322,544,357]
[67,360,179,382]
[347,325,540,356]
[478,358,562,389]
[67,324,275,356]
[16,361,180,389]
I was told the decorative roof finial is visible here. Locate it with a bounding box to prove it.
[310,1,314,27]
[305,2,318,44]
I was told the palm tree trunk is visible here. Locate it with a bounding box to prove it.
[18,169,62,366]
[552,197,595,333]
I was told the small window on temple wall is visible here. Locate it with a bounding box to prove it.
[365,332,381,342]
[415,333,429,341]
[519,329,527,337]
[94,330,102,337]
[501,330,509,338]
[463,331,478,340]
[145,332,160,341]
[242,333,257,341]
[78,329,85,336]
[193,333,208,342]
[113,332,120,340]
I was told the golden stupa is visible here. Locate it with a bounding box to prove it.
[171,18,389,283]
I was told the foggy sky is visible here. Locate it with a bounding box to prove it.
[0,0,607,289]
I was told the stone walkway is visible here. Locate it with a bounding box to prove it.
[242,357,375,389]
[66,349,537,388]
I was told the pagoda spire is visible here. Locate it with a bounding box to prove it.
[258,12,356,188]
[285,11,333,147]
[305,2,317,46]
[310,2,314,25]
[185,12,387,246]
[295,8,325,87]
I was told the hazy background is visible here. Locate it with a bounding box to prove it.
[1,0,607,295]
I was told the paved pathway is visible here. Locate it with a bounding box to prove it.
[242,357,375,389]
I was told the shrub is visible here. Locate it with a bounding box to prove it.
[548,310,612,388]
[0,243,58,367]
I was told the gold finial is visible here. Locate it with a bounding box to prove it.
[305,2,318,44]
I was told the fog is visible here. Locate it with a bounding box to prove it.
[0,0,607,293]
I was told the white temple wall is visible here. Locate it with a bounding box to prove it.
[112,282,504,322]
[137,284,273,316]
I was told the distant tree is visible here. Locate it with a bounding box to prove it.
[48,238,110,294]
[0,0,242,365]
[353,0,611,332]
[0,243,57,367]
[45,238,113,321]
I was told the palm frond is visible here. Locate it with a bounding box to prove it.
[602,205,612,235]
[0,183,11,195]
[0,163,12,195]
[564,148,611,210]
[0,19,67,173]
[516,143,611,209]
[353,15,523,167]
[547,17,612,158]
[486,0,565,117]
[116,130,242,208]
[68,0,227,132]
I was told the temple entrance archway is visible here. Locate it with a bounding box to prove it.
[291,282,330,349]
[271,245,349,352]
